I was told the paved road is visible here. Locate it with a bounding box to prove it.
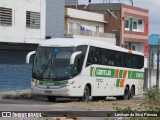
[0,98,114,120]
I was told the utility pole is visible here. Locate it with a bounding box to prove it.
[156,37,160,90]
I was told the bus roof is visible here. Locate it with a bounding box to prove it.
[39,38,144,56]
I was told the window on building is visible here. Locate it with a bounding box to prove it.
[96,26,99,32]
[124,45,128,49]
[125,20,129,28]
[133,21,137,29]
[132,46,136,51]
[0,7,12,26]
[77,23,81,30]
[68,22,73,33]
[26,11,40,29]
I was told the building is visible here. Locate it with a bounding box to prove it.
[66,3,149,53]
[0,0,64,91]
[46,0,64,38]
[65,0,78,6]
[64,8,116,44]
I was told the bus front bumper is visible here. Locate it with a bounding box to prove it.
[31,85,80,97]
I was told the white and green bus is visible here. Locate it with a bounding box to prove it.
[26,38,144,102]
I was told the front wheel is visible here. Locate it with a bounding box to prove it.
[80,86,90,102]
[47,96,57,102]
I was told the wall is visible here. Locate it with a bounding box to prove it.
[46,0,64,38]
[0,0,46,44]
[67,18,104,32]
[65,0,78,5]
[121,4,148,46]
[74,35,116,45]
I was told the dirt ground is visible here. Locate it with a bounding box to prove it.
[58,96,145,111]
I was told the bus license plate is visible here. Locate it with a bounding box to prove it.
[45,90,52,94]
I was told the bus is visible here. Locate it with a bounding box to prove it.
[26,38,144,102]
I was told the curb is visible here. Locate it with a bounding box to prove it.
[0,89,32,99]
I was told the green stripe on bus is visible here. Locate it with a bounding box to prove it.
[38,80,68,86]
[128,71,144,79]
[90,67,144,80]
[116,79,120,87]
[119,70,123,78]
[90,67,115,78]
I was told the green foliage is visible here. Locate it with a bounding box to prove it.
[144,85,160,106]
[114,86,160,120]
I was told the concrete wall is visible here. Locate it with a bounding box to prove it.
[74,35,116,45]
[67,18,104,33]
[46,0,64,38]
[0,0,46,44]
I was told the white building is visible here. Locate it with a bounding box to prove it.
[0,0,64,91]
[0,0,45,44]
[65,8,116,44]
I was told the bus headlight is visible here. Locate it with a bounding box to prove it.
[66,81,75,86]
[31,79,39,86]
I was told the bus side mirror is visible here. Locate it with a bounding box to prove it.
[26,51,36,64]
[70,51,82,65]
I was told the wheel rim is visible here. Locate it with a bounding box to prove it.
[124,87,129,99]
[130,87,134,97]
[83,87,89,101]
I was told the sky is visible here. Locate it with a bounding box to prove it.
[79,0,160,35]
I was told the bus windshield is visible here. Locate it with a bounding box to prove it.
[32,47,75,81]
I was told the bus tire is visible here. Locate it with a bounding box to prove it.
[124,86,130,100]
[92,96,106,101]
[47,96,57,102]
[130,86,134,98]
[116,86,129,100]
[80,85,90,102]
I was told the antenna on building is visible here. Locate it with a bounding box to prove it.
[129,0,133,6]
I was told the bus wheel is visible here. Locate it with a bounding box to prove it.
[130,86,134,98]
[80,86,90,102]
[47,96,57,102]
[124,86,130,100]
[116,86,129,100]
[92,97,106,101]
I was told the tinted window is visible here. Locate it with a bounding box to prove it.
[86,46,144,69]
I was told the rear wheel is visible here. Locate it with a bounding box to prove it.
[80,86,90,102]
[47,96,57,102]
[116,86,130,100]
[130,86,135,98]
[124,86,130,100]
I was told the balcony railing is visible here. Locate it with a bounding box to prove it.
[64,29,115,38]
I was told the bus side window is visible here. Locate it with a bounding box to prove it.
[94,49,100,64]
[132,55,137,68]
[101,50,108,65]
[126,55,133,68]
[137,56,144,69]
[86,47,95,66]
[108,51,114,66]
